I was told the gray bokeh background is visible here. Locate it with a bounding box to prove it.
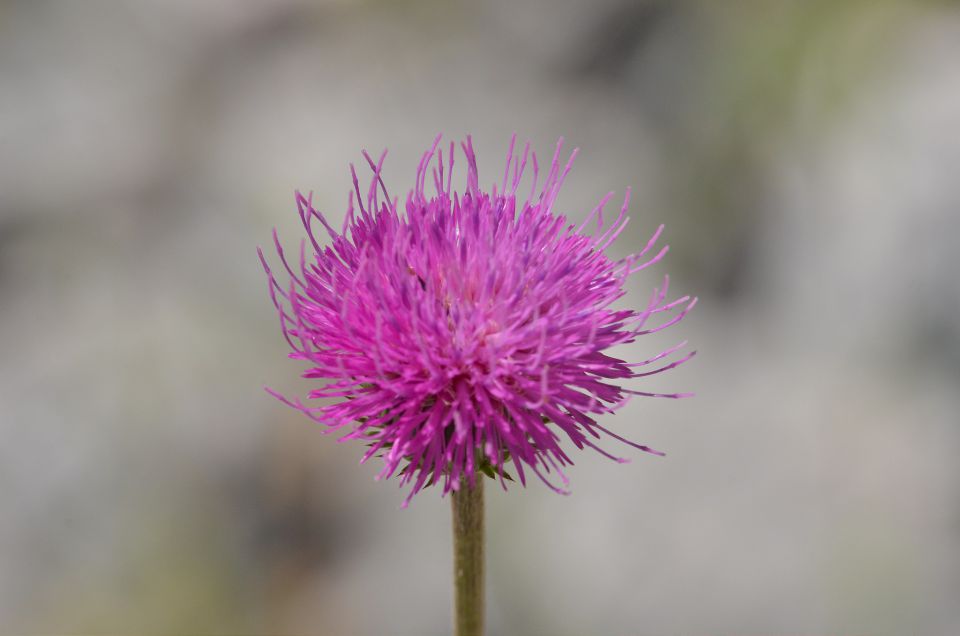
[2,1,958,634]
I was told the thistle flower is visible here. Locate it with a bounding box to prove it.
[260,135,695,506]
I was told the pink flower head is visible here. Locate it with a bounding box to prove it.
[260,135,695,506]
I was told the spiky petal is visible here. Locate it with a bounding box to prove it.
[260,135,695,506]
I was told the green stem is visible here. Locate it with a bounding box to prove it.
[452,478,485,636]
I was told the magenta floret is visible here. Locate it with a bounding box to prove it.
[260,135,695,505]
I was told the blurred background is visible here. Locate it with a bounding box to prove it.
[2,0,959,634]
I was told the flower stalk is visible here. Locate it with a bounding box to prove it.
[452,478,484,636]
